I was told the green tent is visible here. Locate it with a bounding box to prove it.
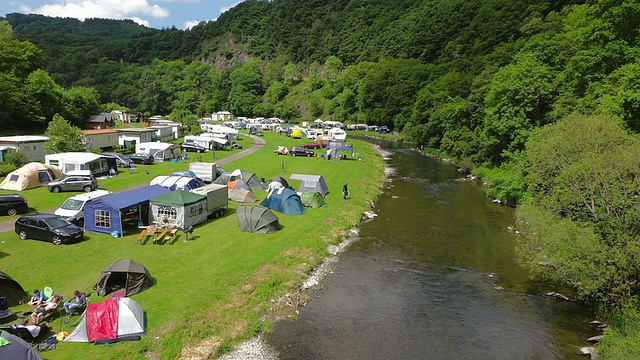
[300,191,326,208]
[149,190,207,229]
[236,206,280,233]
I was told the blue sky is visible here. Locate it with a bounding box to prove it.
[1,0,243,30]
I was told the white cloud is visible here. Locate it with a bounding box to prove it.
[21,0,170,22]
[220,2,240,14]
[183,19,200,30]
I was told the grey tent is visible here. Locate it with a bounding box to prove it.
[94,259,153,297]
[271,176,289,188]
[229,169,267,191]
[289,174,330,197]
[0,332,44,360]
[0,271,27,307]
[229,188,259,203]
[236,206,280,233]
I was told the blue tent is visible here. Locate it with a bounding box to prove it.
[260,188,307,215]
[84,185,171,235]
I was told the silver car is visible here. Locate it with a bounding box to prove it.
[47,176,98,193]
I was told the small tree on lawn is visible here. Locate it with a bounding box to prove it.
[44,113,85,154]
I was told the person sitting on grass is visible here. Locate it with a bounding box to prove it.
[31,296,60,325]
[64,290,86,316]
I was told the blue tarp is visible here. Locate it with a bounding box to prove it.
[260,188,307,215]
[84,185,171,235]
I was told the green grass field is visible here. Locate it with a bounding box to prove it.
[1,130,385,359]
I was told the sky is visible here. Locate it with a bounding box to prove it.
[1,0,244,30]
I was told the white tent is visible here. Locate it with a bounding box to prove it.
[0,162,64,191]
[65,297,145,343]
[149,175,204,191]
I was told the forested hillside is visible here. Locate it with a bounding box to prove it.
[6,0,640,356]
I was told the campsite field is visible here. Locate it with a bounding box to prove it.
[0,131,385,359]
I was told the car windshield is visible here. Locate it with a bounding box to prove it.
[60,199,84,210]
[43,217,72,229]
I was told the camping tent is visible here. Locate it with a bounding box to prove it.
[0,332,44,360]
[271,176,289,188]
[260,187,307,215]
[149,175,204,191]
[229,169,267,191]
[228,179,251,191]
[0,271,27,307]
[84,185,171,236]
[236,206,280,233]
[64,297,145,343]
[300,191,327,208]
[94,259,153,297]
[149,190,207,229]
[289,174,330,197]
[228,188,258,203]
[0,162,64,191]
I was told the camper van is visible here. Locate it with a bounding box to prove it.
[55,190,112,227]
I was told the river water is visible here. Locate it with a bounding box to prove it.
[266,143,598,360]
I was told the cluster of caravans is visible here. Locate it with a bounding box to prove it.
[190,124,240,150]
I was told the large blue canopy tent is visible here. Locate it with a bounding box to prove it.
[84,185,171,236]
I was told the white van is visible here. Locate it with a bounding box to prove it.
[54,190,112,227]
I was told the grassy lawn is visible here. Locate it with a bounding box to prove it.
[1,130,385,359]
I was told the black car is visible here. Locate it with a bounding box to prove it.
[0,194,29,216]
[15,214,84,245]
[128,153,155,164]
[181,143,207,153]
[290,147,315,157]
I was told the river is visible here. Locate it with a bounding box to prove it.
[266,142,598,360]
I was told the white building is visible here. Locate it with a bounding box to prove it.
[212,111,234,122]
[0,135,49,162]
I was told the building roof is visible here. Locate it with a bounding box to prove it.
[86,113,115,122]
[82,129,118,135]
[115,128,156,134]
[45,152,104,162]
[0,135,49,143]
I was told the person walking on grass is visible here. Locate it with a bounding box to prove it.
[343,183,349,199]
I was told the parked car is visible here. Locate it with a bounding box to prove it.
[301,142,322,149]
[47,176,98,193]
[255,130,264,136]
[102,152,134,168]
[290,147,315,157]
[15,214,84,245]
[128,153,155,164]
[274,146,289,155]
[0,194,29,216]
[181,143,207,153]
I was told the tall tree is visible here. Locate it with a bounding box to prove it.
[44,114,85,153]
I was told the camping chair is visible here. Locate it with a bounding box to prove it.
[43,286,53,301]
[33,295,63,325]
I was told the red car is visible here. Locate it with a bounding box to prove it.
[301,143,322,149]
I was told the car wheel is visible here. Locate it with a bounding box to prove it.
[83,186,92,193]
[52,236,62,245]
[7,208,17,216]
[77,218,84,227]
[18,230,28,240]
[292,153,296,156]
[52,186,61,193]
[307,154,312,157]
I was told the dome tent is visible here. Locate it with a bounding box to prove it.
[236,206,280,233]
[260,187,307,215]
[300,191,327,208]
[0,271,27,307]
[0,162,64,191]
[94,259,153,297]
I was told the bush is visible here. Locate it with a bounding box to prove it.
[0,163,17,177]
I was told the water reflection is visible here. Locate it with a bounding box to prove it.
[268,145,595,360]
